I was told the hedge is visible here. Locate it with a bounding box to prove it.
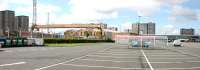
[44,38,115,43]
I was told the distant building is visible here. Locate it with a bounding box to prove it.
[64,29,104,39]
[0,10,16,36]
[132,22,155,35]
[124,29,132,33]
[15,16,29,32]
[180,28,194,35]
[100,23,107,29]
[107,27,118,31]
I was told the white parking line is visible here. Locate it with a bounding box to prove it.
[146,55,186,56]
[0,62,26,67]
[187,61,200,62]
[170,49,200,58]
[145,53,180,55]
[99,51,138,53]
[4,51,13,53]
[63,64,145,70]
[141,49,154,70]
[34,47,113,70]
[87,54,195,59]
[80,59,184,63]
[80,59,137,63]
[149,57,196,59]
[168,68,192,70]
[86,55,140,58]
[94,53,136,55]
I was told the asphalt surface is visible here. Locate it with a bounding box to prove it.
[0,43,200,70]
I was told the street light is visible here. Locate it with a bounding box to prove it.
[138,16,142,35]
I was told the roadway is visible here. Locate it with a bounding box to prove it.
[0,43,200,70]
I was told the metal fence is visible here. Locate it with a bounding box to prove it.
[114,35,168,48]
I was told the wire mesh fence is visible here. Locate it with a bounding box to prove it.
[114,35,169,48]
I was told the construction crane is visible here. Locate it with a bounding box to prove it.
[30,0,37,38]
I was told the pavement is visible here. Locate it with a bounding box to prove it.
[0,43,200,70]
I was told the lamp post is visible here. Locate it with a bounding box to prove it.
[138,16,141,35]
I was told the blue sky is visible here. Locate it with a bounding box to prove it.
[0,0,199,35]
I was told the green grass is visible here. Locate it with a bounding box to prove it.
[45,43,97,47]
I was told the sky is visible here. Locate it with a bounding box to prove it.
[0,0,199,35]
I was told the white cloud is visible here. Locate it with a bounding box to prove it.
[1,0,190,24]
[156,0,189,6]
[160,24,179,35]
[0,0,9,10]
[198,10,200,20]
[121,22,132,32]
[169,6,199,24]
[14,3,61,25]
[0,0,195,34]
[68,0,161,19]
[59,0,190,23]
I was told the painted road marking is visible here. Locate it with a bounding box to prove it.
[168,68,192,70]
[86,55,140,58]
[148,57,196,59]
[34,47,114,70]
[94,53,139,55]
[63,64,145,70]
[145,55,186,56]
[141,49,154,70]
[80,59,137,63]
[86,55,194,59]
[80,59,184,63]
[98,51,138,53]
[187,61,200,62]
[0,62,26,67]
[4,51,13,53]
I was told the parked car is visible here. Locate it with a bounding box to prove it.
[131,40,140,47]
[173,39,183,46]
[143,41,151,48]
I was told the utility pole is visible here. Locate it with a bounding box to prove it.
[47,12,50,34]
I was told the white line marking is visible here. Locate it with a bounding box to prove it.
[34,47,113,70]
[80,59,184,63]
[87,55,194,59]
[80,59,137,63]
[149,57,195,59]
[168,68,192,70]
[193,67,200,69]
[141,49,154,70]
[63,64,145,69]
[94,53,136,55]
[4,51,13,52]
[146,55,186,56]
[150,62,183,63]
[86,55,139,58]
[187,61,200,62]
[0,62,26,67]
[99,51,138,53]
[170,49,200,58]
